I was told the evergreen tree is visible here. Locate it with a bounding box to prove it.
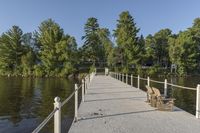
[0,26,25,75]
[35,19,77,77]
[169,31,200,75]
[97,28,113,66]
[21,33,37,76]
[144,34,156,65]
[82,17,103,65]
[153,29,172,67]
[114,11,141,72]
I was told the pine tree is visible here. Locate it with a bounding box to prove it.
[82,17,103,65]
[35,19,77,77]
[114,11,141,72]
[0,26,25,75]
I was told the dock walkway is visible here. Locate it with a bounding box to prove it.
[69,75,200,133]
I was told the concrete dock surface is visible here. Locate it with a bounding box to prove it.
[69,75,200,133]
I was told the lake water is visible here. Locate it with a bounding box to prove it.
[0,75,199,133]
[0,77,78,133]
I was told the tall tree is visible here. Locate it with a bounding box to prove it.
[82,17,103,65]
[114,11,141,72]
[144,34,156,66]
[97,28,113,66]
[20,33,36,76]
[35,19,77,77]
[0,26,25,75]
[168,18,200,75]
[153,28,172,67]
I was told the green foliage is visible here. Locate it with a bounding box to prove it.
[81,18,114,68]
[89,64,96,73]
[33,65,44,77]
[21,51,36,76]
[144,29,172,70]
[169,30,200,75]
[114,11,143,70]
[82,17,102,64]
[1,14,200,77]
[0,26,26,76]
[35,19,77,77]
[146,65,161,76]
[97,28,114,66]
[0,19,77,77]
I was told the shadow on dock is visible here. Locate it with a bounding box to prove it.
[78,110,156,121]
[85,97,146,102]
[87,90,140,95]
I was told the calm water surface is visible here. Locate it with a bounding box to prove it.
[0,77,78,133]
[0,75,199,133]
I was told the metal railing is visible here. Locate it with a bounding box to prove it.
[109,72,200,119]
[32,71,96,133]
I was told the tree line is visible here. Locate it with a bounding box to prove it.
[0,19,77,77]
[0,11,200,77]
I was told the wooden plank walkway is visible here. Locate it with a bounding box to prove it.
[69,75,200,133]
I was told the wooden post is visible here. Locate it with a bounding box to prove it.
[196,84,200,118]
[126,74,128,84]
[82,79,85,102]
[164,79,167,97]
[147,77,150,86]
[137,75,140,89]
[54,97,61,133]
[131,74,133,86]
[74,84,78,122]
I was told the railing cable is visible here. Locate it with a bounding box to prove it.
[32,108,58,133]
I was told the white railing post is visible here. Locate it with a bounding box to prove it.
[82,79,85,102]
[74,84,78,122]
[147,77,150,86]
[120,73,121,81]
[196,84,200,118]
[164,79,167,97]
[54,97,61,133]
[122,74,124,82]
[126,74,128,84]
[89,74,91,83]
[131,74,133,86]
[137,75,140,89]
[85,77,87,94]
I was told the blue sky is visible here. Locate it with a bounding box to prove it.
[0,0,200,45]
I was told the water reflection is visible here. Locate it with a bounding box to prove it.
[0,77,76,133]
